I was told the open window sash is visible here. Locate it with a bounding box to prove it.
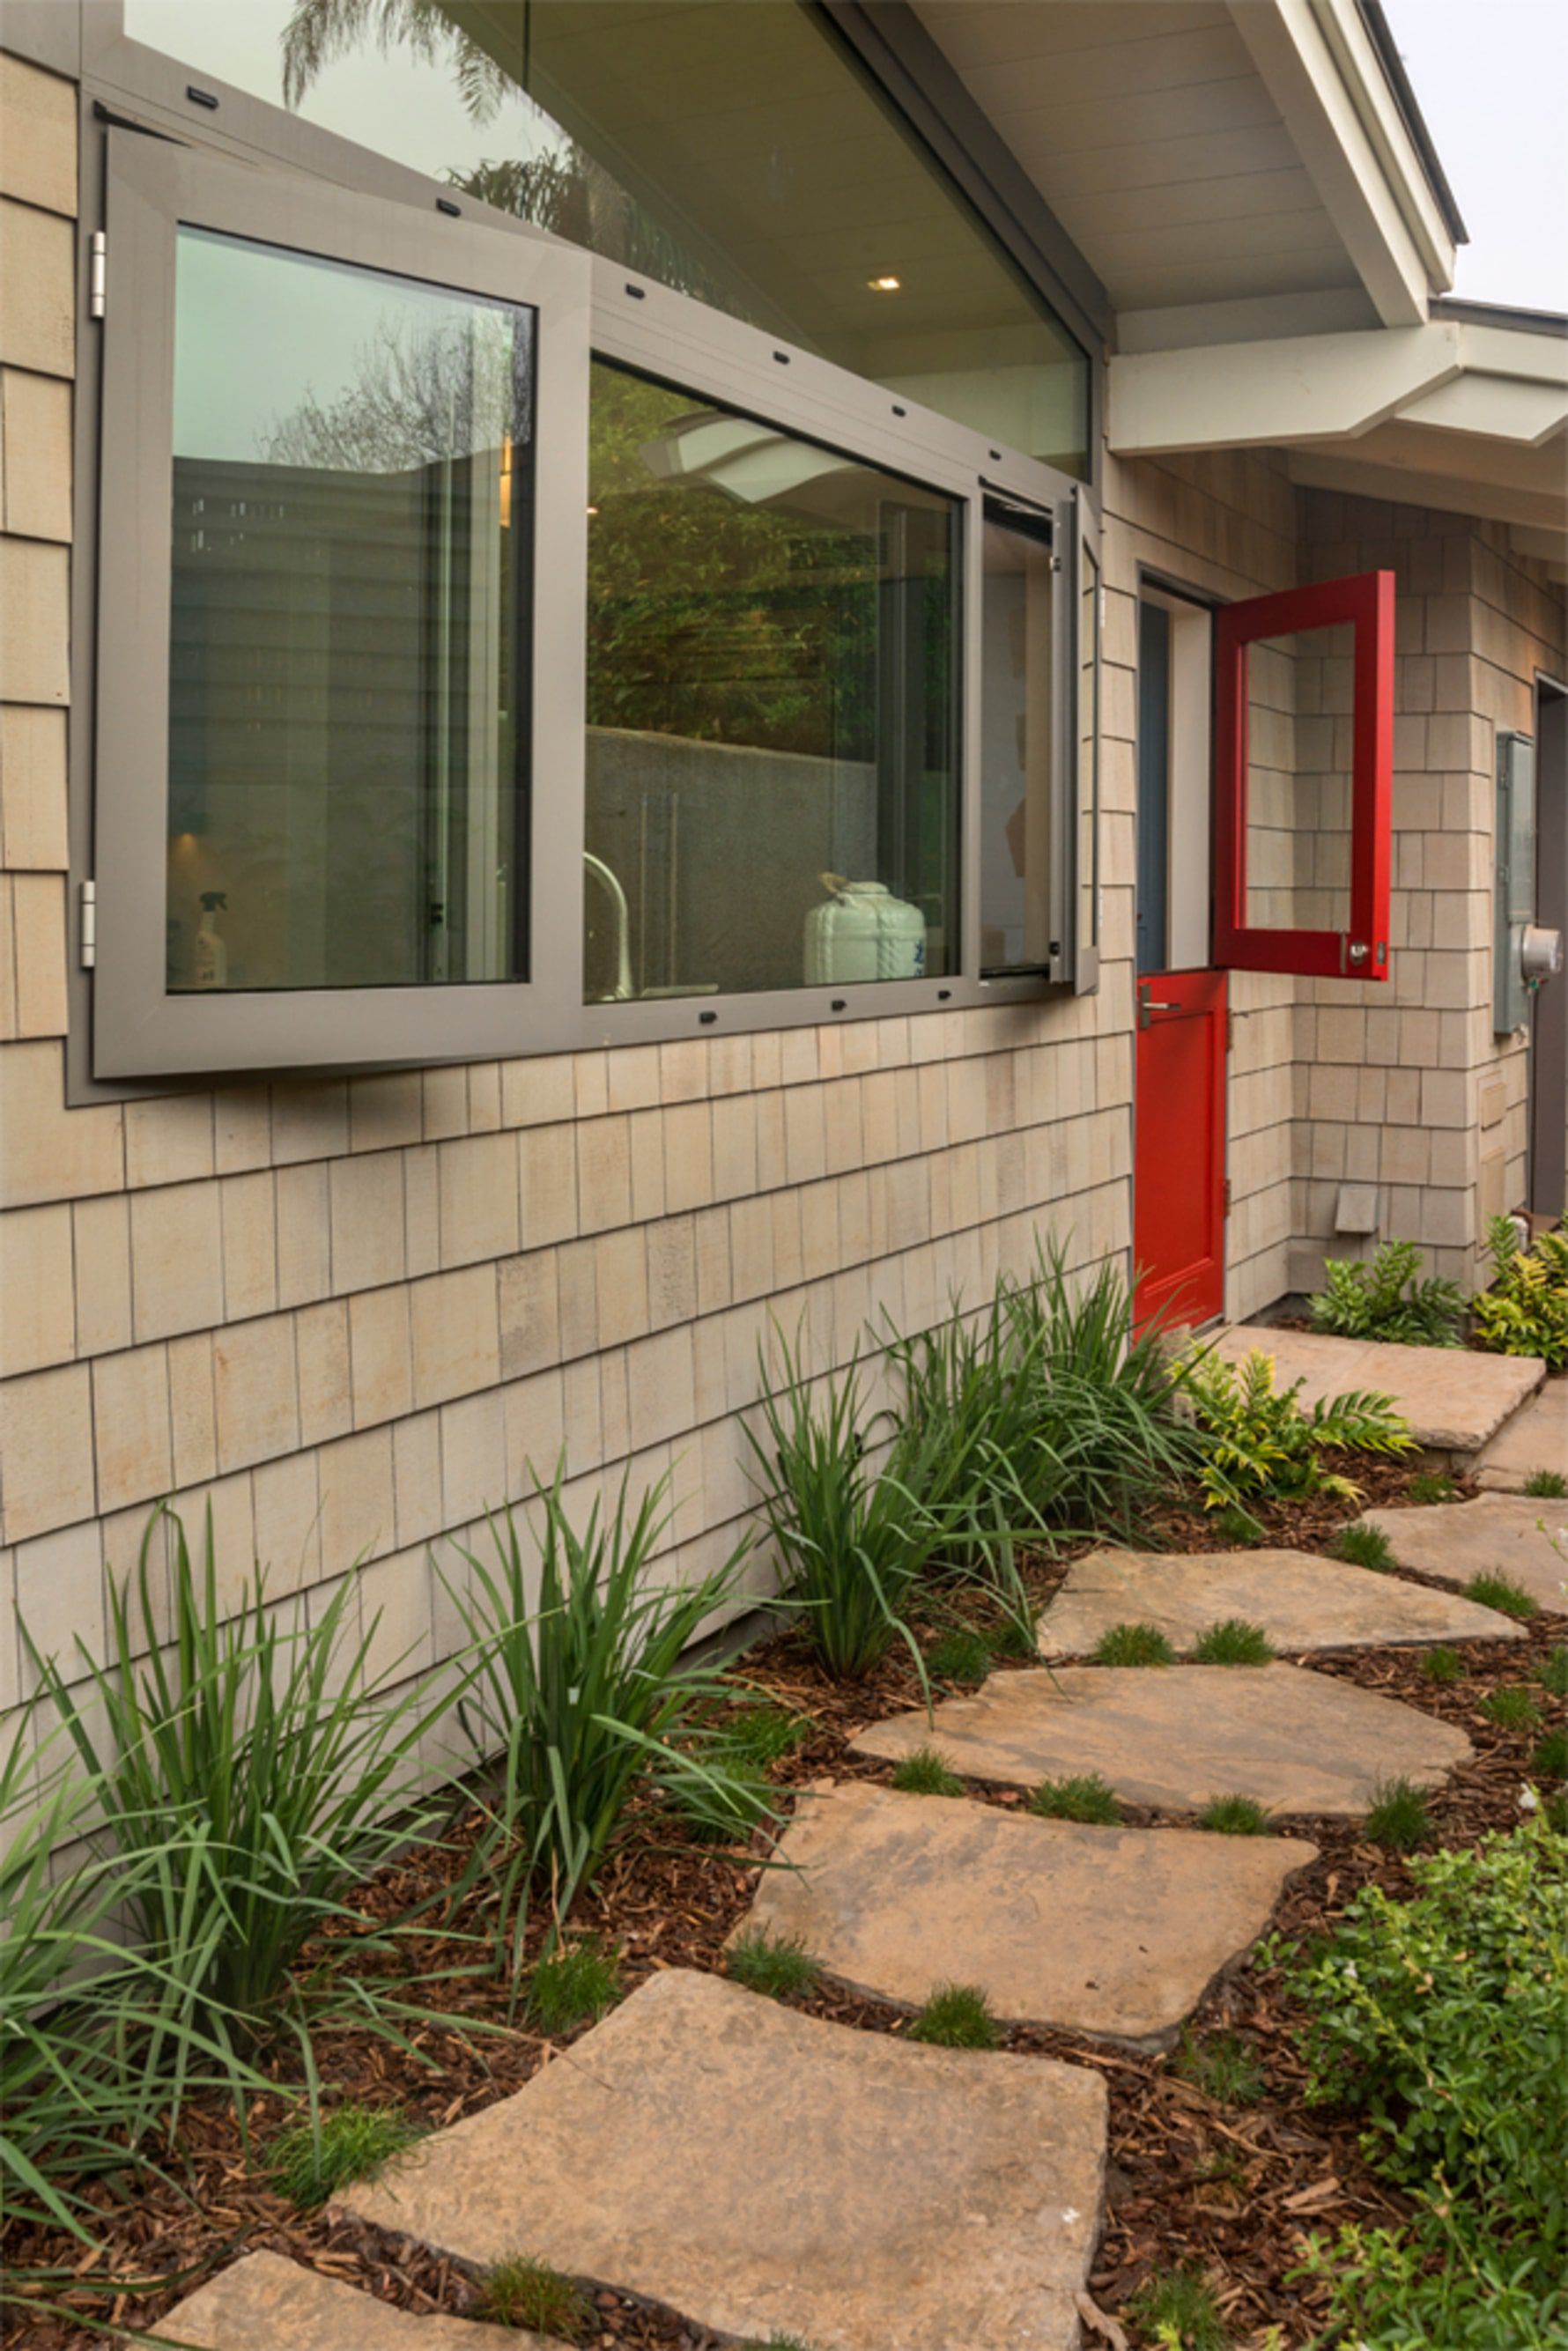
[1213,569,1394,982]
[92,128,591,1077]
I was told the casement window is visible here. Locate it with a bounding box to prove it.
[1213,571,1394,983]
[85,126,1097,1078]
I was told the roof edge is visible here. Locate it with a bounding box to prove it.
[1432,296,1568,341]
[1356,0,1469,248]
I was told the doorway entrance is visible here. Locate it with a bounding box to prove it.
[1530,676,1567,1219]
[1133,588,1225,1327]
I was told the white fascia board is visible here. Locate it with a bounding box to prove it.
[1401,376,1568,448]
[1227,0,1447,325]
[1108,323,1461,454]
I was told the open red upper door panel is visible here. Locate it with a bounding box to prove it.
[1213,570,1394,982]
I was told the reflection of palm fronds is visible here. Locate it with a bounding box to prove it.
[281,0,513,120]
[260,313,521,472]
[448,150,733,310]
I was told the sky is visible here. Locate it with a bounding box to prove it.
[1382,0,1568,314]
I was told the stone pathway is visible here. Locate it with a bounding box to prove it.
[734,1779,1316,2049]
[1208,1324,1545,1453]
[345,1967,1108,2351]
[146,2253,549,2348]
[852,1664,1471,1815]
[1355,1493,1568,1612]
[1038,1543,1523,1657]
[1475,1375,1567,1491]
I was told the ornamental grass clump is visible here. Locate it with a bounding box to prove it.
[1092,1621,1175,1667]
[1465,1571,1538,1622]
[925,1626,993,1685]
[1196,1794,1269,1836]
[1285,1814,1567,2347]
[890,1745,965,1798]
[1481,1686,1542,1732]
[1170,2028,1264,2107]
[475,2256,591,2340]
[1524,1468,1568,1499]
[266,2103,420,2210]
[524,1937,623,2035]
[1028,1772,1121,1824]
[1420,1645,1465,1685]
[726,1928,821,2000]
[1182,1346,1415,1511]
[1125,2266,1229,2351]
[443,1462,758,1968]
[909,1982,999,2050]
[1331,1522,1394,1573]
[1365,1778,1432,1852]
[1189,1617,1273,1666]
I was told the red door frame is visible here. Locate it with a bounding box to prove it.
[1134,967,1228,1329]
[1213,568,1394,981]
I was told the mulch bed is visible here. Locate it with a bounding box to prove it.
[4,1464,1564,2351]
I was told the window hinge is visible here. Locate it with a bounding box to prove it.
[1226,1009,1236,1053]
[1223,1177,1232,1218]
[89,231,107,319]
[79,878,97,967]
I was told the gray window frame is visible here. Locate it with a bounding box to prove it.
[68,22,1100,1090]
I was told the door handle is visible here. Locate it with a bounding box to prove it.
[1138,988,1181,1028]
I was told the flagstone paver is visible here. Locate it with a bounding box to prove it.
[344,1968,1107,2351]
[1209,1326,1546,1453]
[1039,1544,1524,1658]
[1475,1377,1567,1491]
[852,1665,1471,1815]
[142,2252,548,2348]
[1355,1495,1568,1613]
[734,1780,1317,2049]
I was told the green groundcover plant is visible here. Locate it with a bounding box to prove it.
[1309,1238,1465,1347]
[1283,1812,1567,2347]
[1181,1344,1415,1509]
[1475,1217,1568,1369]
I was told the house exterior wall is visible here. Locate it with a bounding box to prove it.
[1291,490,1567,1292]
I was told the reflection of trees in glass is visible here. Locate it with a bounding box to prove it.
[280,0,734,307]
[588,366,878,761]
[259,311,523,472]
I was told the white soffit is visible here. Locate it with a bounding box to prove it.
[912,0,1454,333]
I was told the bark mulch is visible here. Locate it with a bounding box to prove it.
[4,1466,1564,2351]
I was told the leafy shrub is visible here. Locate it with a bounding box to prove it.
[1189,1617,1273,1666]
[1284,1815,1567,2345]
[525,1937,623,2035]
[1365,1778,1431,1851]
[890,1745,965,1798]
[1466,1571,1538,1621]
[1474,1219,1568,1370]
[443,1463,754,1953]
[1170,2029,1263,2106]
[909,1982,999,2049]
[1331,1522,1394,1572]
[1092,1621,1175,1667]
[266,2103,419,2209]
[475,2255,591,2340]
[1029,1772,1121,1825]
[1181,1347,1415,1510]
[1421,1645,1465,1684]
[1196,1794,1269,1836]
[744,1330,991,1682]
[1310,1238,1465,1348]
[726,1928,820,2000]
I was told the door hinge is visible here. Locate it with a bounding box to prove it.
[1223,1177,1232,1217]
[79,878,97,968]
[89,231,107,319]
[1226,1009,1236,1053]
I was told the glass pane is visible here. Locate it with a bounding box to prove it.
[980,512,1054,974]
[1244,624,1354,935]
[126,0,1090,476]
[583,362,958,1002]
[1135,601,1170,976]
[165,228,531,994]
[1077,532,1100,964]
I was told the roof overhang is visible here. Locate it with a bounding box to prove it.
[1109,312,1568,577]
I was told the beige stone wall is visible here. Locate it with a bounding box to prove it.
[0,51,1136,1753]
[1293,491,1567,1291]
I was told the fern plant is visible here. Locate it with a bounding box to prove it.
[1309,1239,1464,1348]
[1474,1217,1568,1369]
[1182,1346,1416,1509]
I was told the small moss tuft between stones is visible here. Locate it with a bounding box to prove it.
[1196,1793,1270,1837]
[474,2254,592,2339]
[1092,1621,1176,1667]
[1028,1772,1121,1825]
[1188,1617,1273,1666]
[890,1745,966,1797]
[726,1927,821,2000]
[909,1981,1000,2050]
[1465,1572,1538,1622]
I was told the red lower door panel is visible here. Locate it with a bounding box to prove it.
[1135,969,1227,1329]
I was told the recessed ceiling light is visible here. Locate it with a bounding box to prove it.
[868,273,901,292]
